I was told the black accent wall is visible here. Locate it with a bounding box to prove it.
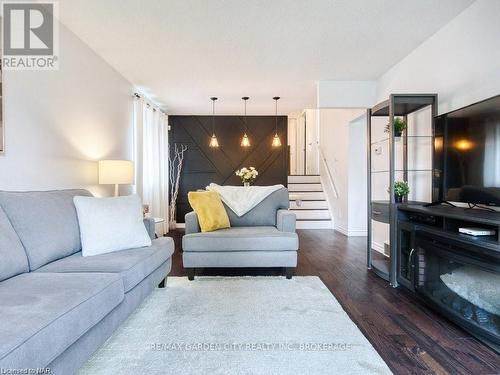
[169,115,288,222]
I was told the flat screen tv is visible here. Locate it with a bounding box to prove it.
[434,95,500,206]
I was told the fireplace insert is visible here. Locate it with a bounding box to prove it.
[415,231,500,349]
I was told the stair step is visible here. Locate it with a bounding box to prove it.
[296,220,333,229]
[289,191,325,200]
[292,210,331,220]
[287,177,332,228]
[288,175,321,184]
[288,183,323,192]
[289,200,328,210]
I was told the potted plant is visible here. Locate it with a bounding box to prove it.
[384,117,407,137]
[235,167,258,186]
[388,181,410,203]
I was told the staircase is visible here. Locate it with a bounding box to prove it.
[288,175,333,229]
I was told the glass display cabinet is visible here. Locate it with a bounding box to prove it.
[366,94,437,286]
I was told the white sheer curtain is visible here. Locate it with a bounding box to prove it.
[134,96,169,235]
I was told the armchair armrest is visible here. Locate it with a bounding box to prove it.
[143,217,156,240]
[277,209,296,233]
[185,211,201,234]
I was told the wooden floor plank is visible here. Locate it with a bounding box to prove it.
[168,229,500,374]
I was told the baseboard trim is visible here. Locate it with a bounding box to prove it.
[334,226,348,236]
[296,221,333,229]
[347,229,368,237]
[334,226,367,237]
[371,241,385,253]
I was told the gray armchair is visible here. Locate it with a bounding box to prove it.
[182,187,298,279]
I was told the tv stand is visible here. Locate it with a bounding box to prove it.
[424,200,456,208]
[396,203,500,352]
[465,203,497,212]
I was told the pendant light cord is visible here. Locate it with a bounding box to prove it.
[242,97,249,133]
[275,99,278,134]
[212,99,215,134]
[244,99,247,132]
[273,96,280,134]
[210,97,217,135]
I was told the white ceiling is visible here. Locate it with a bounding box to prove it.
[58,0,474,115]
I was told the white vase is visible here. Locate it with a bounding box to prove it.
[169,220,177,230]
[244,182,250,187]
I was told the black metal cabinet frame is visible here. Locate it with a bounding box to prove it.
[367,94,438,286]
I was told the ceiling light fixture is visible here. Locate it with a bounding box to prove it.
[272,96,282,147]
[241,97,251,147]
[209,97,219,148]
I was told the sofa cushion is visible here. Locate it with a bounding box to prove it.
[0,272,123,370]
[182,226,298,252]
[0,189,92,270]
[188,191,230,232]
[223,188,289,227]
[73,195,152,257]
[36,237,175,292]
[0,206,29,281]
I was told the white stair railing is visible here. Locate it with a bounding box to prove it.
[318,146,339,199]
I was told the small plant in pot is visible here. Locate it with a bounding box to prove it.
[384,117,407,137]
[388,181,410,203]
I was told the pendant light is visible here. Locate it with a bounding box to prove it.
[241,96,251,147]
[272,96,282,147]
[209,97,219,148]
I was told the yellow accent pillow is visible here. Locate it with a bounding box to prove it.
[188,191,230,232]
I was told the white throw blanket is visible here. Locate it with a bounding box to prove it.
[206,183,284,217]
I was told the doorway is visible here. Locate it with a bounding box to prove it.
[288,109,319,175]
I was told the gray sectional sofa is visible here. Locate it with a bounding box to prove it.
[0,189,174,375]
[182,187,298,279]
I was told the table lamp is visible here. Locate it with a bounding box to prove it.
[98,160,134,196]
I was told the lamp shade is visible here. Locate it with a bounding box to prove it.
[98,160,134,185]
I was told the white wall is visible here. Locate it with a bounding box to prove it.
[369,0,500,248]
[316,81,374,235]
[318,81,376,109]
[315,0,500,243]
[319,108,366,236]
[305,109,319,175]
[376,0,500,115]
[287,113,299,175]
[347,114,368,235]
[0,21,134,196]
[288,111,309,175]
[374,0,500,202]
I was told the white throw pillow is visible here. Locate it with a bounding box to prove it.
[74,194,152,257]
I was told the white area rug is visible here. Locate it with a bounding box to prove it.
[78,277,391,375]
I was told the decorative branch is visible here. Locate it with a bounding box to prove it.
[168,143,187,228]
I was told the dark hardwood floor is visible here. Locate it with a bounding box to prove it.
[168,229,500,375]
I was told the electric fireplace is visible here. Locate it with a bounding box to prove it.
[415,231,500,349]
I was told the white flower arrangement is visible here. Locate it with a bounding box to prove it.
[235,167,258,185]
